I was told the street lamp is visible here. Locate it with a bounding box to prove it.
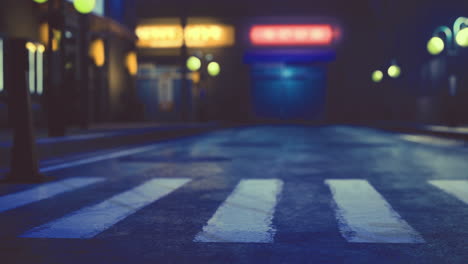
[186,56,202,72]
[73,0,96,14]
[207,61,221,77]
[186,53,220,122]
[426,17,468,56]
[387,64,401,79]
[426,17,468,126]
[371,70,383,83]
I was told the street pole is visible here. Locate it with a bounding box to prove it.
[78,13,89,129]
[46,0,66,137]
[6,39,44,182]
[180,14,189,122]
[427,18,468,126]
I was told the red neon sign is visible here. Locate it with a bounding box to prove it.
[250,25,334,46]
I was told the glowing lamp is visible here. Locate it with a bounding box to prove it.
[73,0,96,14]
[455,27,468,47]
[26,42,37,52]
[89,38,105,67]
[126,51,138,76]
[37,44,46,53]
[207,62,220,77]
[427,37,445,55]
[372,70,383,83]
[33,0,48,3]
[250,25,334,46]
[387,65,401,78]
[187,56,201,71]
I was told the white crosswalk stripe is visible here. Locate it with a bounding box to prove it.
[0,177,466,243]
[194,179,283,243]
[21,178,191,239]
[325,179,425,243]
[0,177,103,213]
[428,180,468,205]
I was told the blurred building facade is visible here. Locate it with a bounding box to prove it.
[0,0,138,129]
[1,0,468,127]
[134,0,468,125]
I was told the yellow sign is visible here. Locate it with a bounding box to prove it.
[136,24,235,48]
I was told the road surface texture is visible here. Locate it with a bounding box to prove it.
[1,125,467,264]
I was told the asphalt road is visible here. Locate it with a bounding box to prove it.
[1,125,467,264]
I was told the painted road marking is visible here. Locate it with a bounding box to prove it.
[194,179,283,243]
[429,180,468,205]
[325,179,425,243]
[0,177,103,213]
[21,178,191,239]
[39,144,161,173]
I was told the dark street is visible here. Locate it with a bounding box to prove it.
[1,126,468,263]
[2,0,468,263]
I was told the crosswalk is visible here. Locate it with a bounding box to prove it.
[0,177,467,243]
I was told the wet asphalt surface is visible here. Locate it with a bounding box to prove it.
[0,125,467,264]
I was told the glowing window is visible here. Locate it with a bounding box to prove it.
[250,25,334,46]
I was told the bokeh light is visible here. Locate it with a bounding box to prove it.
[427,37,445,55]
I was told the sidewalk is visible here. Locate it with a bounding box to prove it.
[0,122,221,169]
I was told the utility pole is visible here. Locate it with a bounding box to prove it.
[180,5,189,122]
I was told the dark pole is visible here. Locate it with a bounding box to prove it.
[180,8,189,122]
[6,39,44,182]
[46,0,55,136]
[47,0,66,137]
[78,13,89,129]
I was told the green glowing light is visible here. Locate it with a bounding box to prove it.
[427,37,445,55]
[387,65,401,78]
[456,27,468,47]
[207,62,221,77]
[33,0,48,3]
[186,56,201,71]
[372,70,383,83]
[73,0,96,14]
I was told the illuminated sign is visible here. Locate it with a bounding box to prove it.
[250,25,334,46]
[136,24,235,48]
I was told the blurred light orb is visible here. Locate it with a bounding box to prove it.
[187,56,201,71]
[37,44,46,53]
[387,65,401,78]
[73,0,96,14]
[371,70,383,83]
[207,62,221,77]
[33,0,48,3]
[455,27,468,47]
[25,42,37,52]
[427,37,445,55]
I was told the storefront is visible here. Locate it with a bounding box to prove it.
[135,18,236,122]
[136,16,341,122]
